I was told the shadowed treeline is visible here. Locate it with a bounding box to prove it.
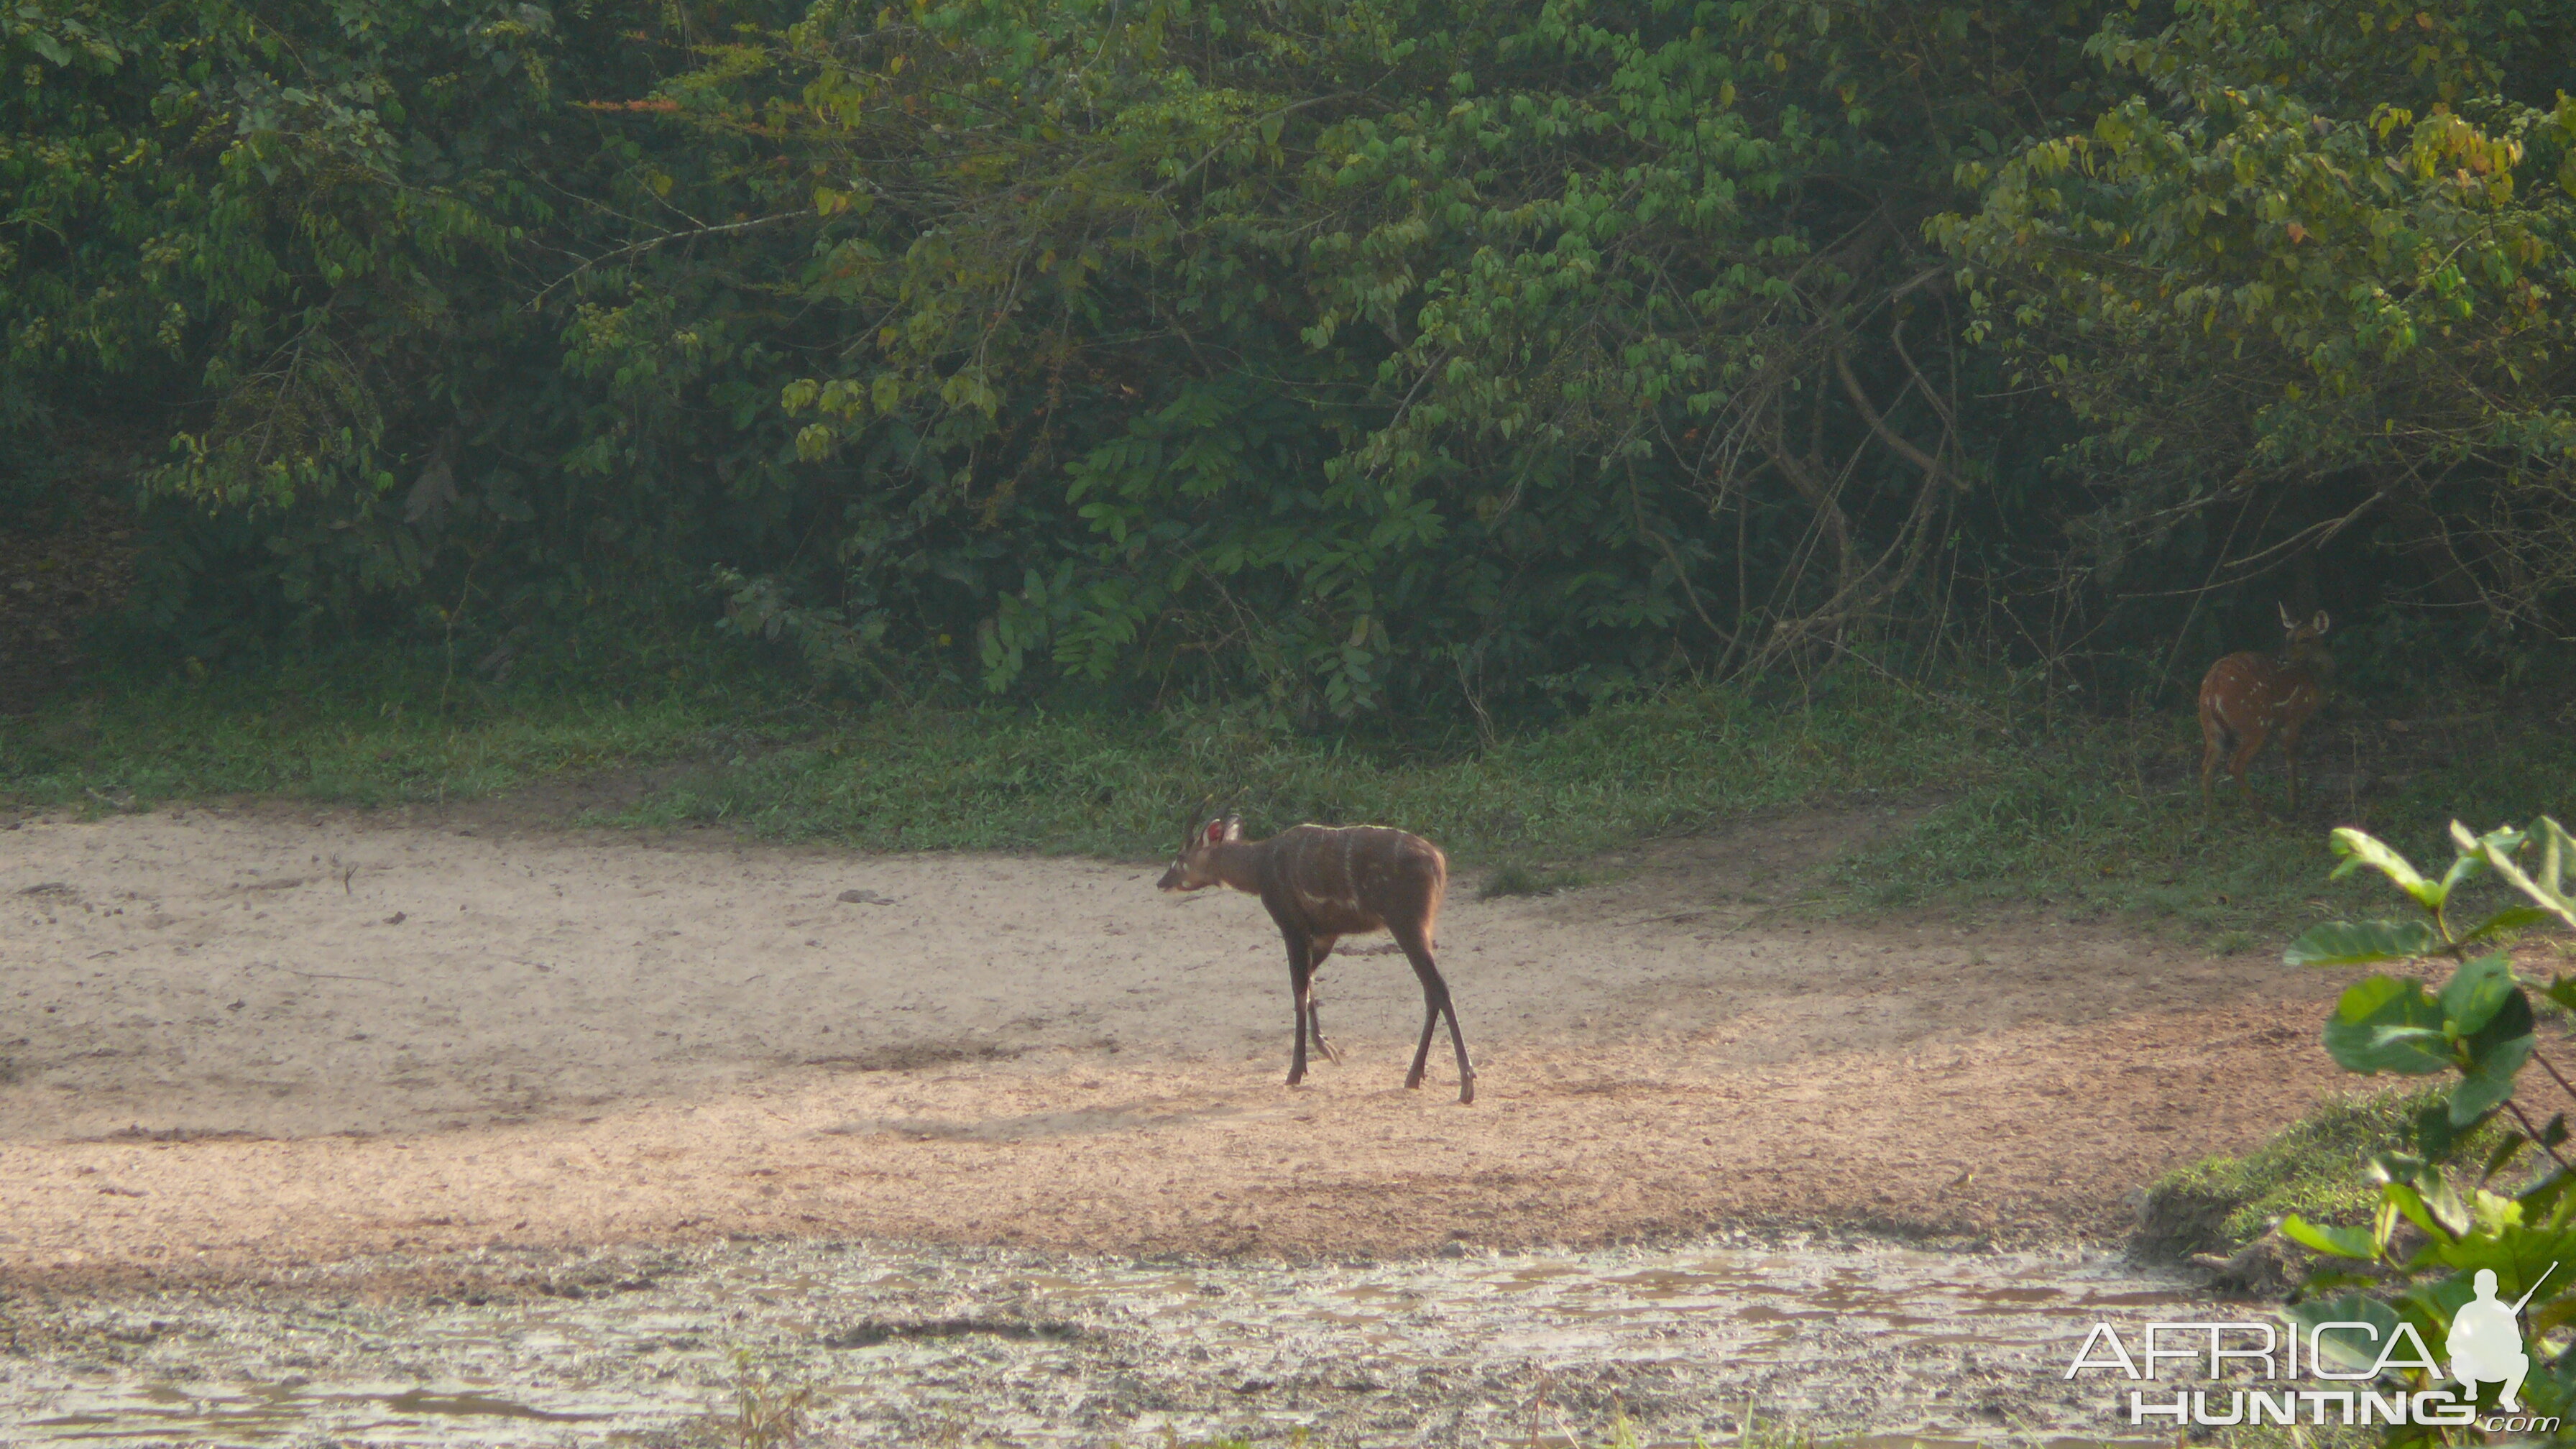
[6,0,2575,722]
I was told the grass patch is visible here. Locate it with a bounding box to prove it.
[600,671,1992,860]
[6,643,2573,940]
[1830,709,2576,934]
[0,635,791,809]
[2135,1086,2503,1258]
[2,644,1994,865]
[700,1350,818,1449]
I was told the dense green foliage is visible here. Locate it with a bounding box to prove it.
[2274,819,2576,1441]
[6,0,2574,717]
[1942,0,2576,642]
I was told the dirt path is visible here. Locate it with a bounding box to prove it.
[0,805,2347,1281]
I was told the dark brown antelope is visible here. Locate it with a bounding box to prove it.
[1157,814,1474,1104]
[2199,604,2332,815]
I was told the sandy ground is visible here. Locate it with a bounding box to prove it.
[0,803,2350,1282]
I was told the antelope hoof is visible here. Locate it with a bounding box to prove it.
[1314,1036,1343,1065]
[1458,1081,1475,1105]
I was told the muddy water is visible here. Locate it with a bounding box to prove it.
[3,1235,2214,1447]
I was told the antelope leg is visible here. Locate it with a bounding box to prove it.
[1307,937,1342,1064]
[1284,933,1315,1087]
[1441,991,1476,1105]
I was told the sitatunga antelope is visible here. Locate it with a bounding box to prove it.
[1157,813,1474,1104]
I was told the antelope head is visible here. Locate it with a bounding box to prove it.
[1157,813,1242,891]
[2278,603,2331,666]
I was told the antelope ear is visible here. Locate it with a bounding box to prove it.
[1220,814,1243,842]
[2312,610,2329,633]
[1201,819,1228,847]
[2278,601,2296,627]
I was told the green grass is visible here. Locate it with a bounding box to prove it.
[703,1349,818,1449]
[2136,1086,2505,1258]
[6,641,2574,940]
[0,635,791,809]
[602,669,1990,862]
[1832,708,2576,936]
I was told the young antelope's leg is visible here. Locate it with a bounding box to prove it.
[1393,924,1473,1105]
[1284,935,1316,1087]
[1305,936,1342,1065]
[1441,992,1473,1105]
[2228,733,2267,814]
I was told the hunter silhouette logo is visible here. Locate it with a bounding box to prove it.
[2450,1264,2553,1412]
[2065,1261,2563,1432]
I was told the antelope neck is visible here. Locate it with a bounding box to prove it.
[1202,838,1273,893]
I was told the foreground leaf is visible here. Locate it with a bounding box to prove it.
[2452,1034,2536,1126]
[2280,1214,2375,1260]
[2287,918,2442,964]
[2438,954,2521,1037]
[2286,1293,2404,1374]
[2286,919,2438,967]
[2323,976,2451,1075]
[2331,829,2441,909]
[2457,905,2557,947]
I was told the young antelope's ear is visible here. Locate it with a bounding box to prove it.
[2312,610,2329,634]
[2278,601,2296,628]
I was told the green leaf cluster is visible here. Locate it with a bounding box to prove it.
[1939,0,2576,623]
[2280,816,2576,1440]
[5,0,2097,709]
[15,0,2576,709]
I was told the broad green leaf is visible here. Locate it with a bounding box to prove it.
[2539,818,2576,898]
[2286,1292,2404,1374]
[2420,1233,2576,1311]
[2520,1168,2575,1219]
[2437,954,2520,1036]
[2465,985,2537,1057]
[2450,981,2538,1126]
[2370,1149,2472,1227]
[2457,906,2556,947]
[2323,976,2452,1075]
[2463,819,2576,929]
[2434,848,2489,903]
[2279,1213,2375,1259]
[2285,919,2438,967]
[2534,1292,2576,1339]
[2452,1033,2534,1125]
[2331,828,2441,909]
[2378,1172,2470,1241]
